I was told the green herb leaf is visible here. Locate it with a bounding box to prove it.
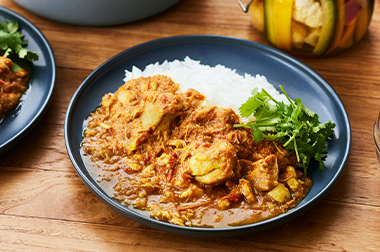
[234,85,335,176]
[0,20,39,63]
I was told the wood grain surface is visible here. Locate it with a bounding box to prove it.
[0,0,379,251]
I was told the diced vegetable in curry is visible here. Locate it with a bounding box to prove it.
[81,75,313,227]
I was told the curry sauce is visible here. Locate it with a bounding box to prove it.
[81,75,313,227]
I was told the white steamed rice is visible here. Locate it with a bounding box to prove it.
[123,56,287,121]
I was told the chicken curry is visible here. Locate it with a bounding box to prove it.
[0,56,30,118]
[81,75,313,227]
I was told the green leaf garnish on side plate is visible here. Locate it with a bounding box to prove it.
[0,20,39,69]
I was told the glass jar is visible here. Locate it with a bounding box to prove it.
[238,0,375,56]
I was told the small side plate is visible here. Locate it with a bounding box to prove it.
[0,7,56,155]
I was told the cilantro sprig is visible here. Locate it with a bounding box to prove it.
[0,20,39,70]
[234,85,335,176]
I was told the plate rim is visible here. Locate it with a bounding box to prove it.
[65,35,351,237]
[0,6,56,154]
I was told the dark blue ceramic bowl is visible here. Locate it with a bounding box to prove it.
[0,7,56,155]
[65,35,351,237]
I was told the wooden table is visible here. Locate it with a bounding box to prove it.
[1,0,379,251]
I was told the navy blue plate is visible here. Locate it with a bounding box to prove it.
[0,7,56,154]
[65,35,351,237]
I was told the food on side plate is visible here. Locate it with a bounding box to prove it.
[0,56,29,118]
[244,0,374,55]
[80,58,333,227]
[0,20,39,118]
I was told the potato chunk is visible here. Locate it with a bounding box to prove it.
[268,183,291,203]
[117,89,132,105]
[188,140,237,185]
[279,166,300,192]
[140,102,164,129]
